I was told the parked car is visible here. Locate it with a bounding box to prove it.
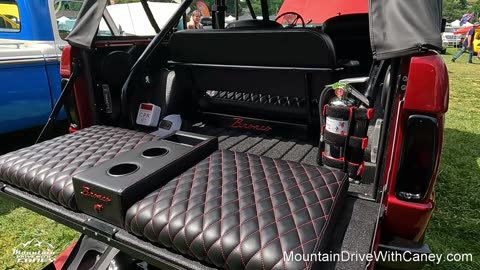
[441,35,449,54]
[442,26,462,47]
[473,29,480,54]
[0,0,70,136]
[0,1,448,270]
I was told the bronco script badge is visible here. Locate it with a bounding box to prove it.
[80,186,112,203]
[230,117,273,132]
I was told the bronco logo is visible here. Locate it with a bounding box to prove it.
[80,186,112,203]
[230,118,273,132]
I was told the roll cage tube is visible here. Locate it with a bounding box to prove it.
[212,0,226,29]
[102,9,121,36]
[140,0,160,33]
[121,0,194,127]
[245,0,256,19]
[260,0,269,23]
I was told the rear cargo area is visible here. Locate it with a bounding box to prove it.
[0,125,380,270]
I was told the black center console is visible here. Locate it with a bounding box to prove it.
[72,131,218,227]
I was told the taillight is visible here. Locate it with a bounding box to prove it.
[395,115,438,201]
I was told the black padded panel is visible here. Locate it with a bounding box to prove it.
[200,91,309,122]
[226,19,283,29]
[100,51,135,86]
[183,66,313,97]
[126,150,348,270]
[322,14,372,74]
[0,126,157,210]
[169,29,336,68]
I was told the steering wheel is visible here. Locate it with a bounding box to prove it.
[275,12,305,28]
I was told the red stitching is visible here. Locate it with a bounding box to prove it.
[308,171,348,269]
[274,159,307,270]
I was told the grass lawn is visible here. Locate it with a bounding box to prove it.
[0,48,478,269]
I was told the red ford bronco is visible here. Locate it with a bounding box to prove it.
[0,0,448,269]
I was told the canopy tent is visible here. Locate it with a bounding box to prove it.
[451,19,472,27]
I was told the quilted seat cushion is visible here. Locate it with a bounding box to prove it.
[0,125,157,210]
[126,150,348,270]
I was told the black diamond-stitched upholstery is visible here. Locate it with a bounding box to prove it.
[0,125,157,210]
[206,91,307,109]
[126,150,348,270]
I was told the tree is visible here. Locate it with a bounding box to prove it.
[443,0,468,22]
[250,0,284,16]
[472,0,480,21]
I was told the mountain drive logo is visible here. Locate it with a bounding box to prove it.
[12,238,56,263]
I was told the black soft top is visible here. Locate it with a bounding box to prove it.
[369,0,443,60]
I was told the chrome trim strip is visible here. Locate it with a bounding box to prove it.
[0,58,45,65]
[0,55,61,65]
[0,55,44,61]
[45,55,60,62]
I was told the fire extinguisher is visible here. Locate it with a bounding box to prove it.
[323,86,355,159]
[318,81,372,181]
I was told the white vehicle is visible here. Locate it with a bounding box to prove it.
[442,26,461,48]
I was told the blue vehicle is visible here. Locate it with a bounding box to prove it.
[0,0,77,135]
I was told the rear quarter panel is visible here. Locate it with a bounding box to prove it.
[383,52,449,240]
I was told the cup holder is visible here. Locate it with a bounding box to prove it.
[141,147,169,158]
[108,163,139,177]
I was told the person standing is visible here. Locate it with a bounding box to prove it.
[451,22,479,63]
[187,10,203,29]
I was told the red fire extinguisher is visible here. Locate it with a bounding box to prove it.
[318,81,373,181]
[323,87,355,158]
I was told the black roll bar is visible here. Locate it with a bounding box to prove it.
[260,0,269,22]
[235,0,239,20]
[246,0,256,19]
[140,0,160,33]
[121,0,194,127]
[212,0,226,29]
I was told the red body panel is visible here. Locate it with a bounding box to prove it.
[403,55,449,113]
[60,45,72,77]
[53,241,77,269]
[278,0,368,23]
[383,53,448,240]
[61,46,94,128]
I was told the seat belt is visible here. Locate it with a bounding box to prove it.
[36,59,81,144]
